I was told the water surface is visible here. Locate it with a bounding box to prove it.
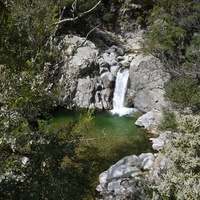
[51,108,151,154]
[51,108,153,198]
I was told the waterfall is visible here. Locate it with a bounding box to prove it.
[113,68,129,109]
[111,68,138,116]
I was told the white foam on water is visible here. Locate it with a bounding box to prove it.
[110,68,139,116]
[110,107,139,117]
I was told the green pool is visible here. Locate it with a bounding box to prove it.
[51,108,152,155]
[51,108,153,199]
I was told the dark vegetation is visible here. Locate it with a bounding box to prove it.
[144,0,200,113]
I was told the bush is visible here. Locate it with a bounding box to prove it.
[158,109,178,132]
[165,77,200,112]
[152,115,200,200]
[102,12,117,23]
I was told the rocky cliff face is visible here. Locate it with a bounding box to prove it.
[129,54,169,113]
[56,0,166,112]
[58,35,118,109]
[57,28,169,113]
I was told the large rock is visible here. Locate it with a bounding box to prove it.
[96,152,168,200]
[58,35,99,107]
[139,153,155,170]
[60,35,99,76]
[58,35,118,109]
[129,54,169,113]
[96,153,165,200]
[101,88,113,109]
[135,109,162,133]
[100,72,115,88]
[73,76,95,108]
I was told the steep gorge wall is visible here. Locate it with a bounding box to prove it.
[57,0,168,113]
[57,30,169,113]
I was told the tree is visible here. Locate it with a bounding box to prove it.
[0,1,100,199]
[144,0,200,112]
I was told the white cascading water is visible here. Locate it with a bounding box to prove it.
[113,68,129,109]
[111,68,138,116]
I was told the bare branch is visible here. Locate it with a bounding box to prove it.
[71,0,78,19]
[79,23,101,46]
[53,0,101,25]
[68,128,106,144]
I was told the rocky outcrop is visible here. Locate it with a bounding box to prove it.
[150,131,169,151]
[58,35,125,109]
[58,32,168,112]
[129,54,169,113]
[96,154,150,200]
[135,109,170,151]
[96,152,167,200]
[135,109,162,134]
[58,35,119,109]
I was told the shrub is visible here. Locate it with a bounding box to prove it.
[152,115,200,200]
[158,109,178,132]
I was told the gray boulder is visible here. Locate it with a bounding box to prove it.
[100,72,115,88]
[107,164,141,180]
[96,155,151,199]
[129,54,169,113]
[96,152,168,200]
[58,35,99,107]
[60,35,99,76]
[139,153,155,170]
[110,65,120,77]
[58,35,119,109]
[101,88,113,109]
[150,131,170,151]
[135,109,162,133]
[73,76,95,108]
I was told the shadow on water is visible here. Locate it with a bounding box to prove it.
[51,108,154,199]
[76,131,153,199]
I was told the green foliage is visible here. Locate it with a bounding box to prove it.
[0,119,89,200]
[144,0,200,112]
[152,115,200,200]
[72,109,95,136]
[144,0,200,64]
[0,0,59,72]
[165,77,200,112]
[102,12,116,23]
[158,109,178,132]
[59,0,123,36]
[0,1,99,199]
